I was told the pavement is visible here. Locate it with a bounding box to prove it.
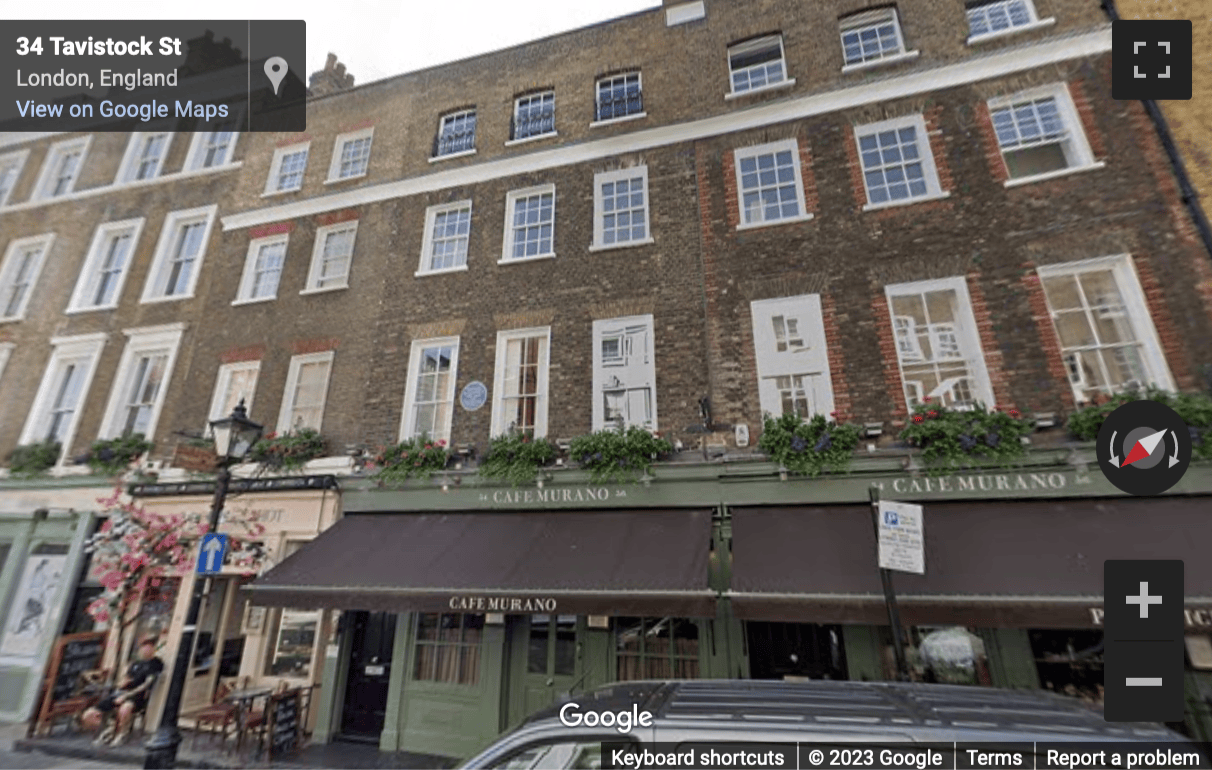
[1,721,458,770]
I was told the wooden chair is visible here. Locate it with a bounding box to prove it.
[234,682,287,757]
[185,682,238,750]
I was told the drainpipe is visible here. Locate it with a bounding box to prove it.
[1100,0,1212,269]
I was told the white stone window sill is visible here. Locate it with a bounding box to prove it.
[589,237,655,253]
[65,304,118,315]
[324,171,368,185]
[967,18,1056,46]
[300,284,350,295]
[842,50,921,74]
[0,317,21,324]
[0,162,242,214]
[140,293,195,305]
[261,185,302,198]
[736,212,814,231]
[430,148,477,163]
[505,132,558,147]
[232,295,277,306]
[725,79,797,101]
[416,265,470,277]
[862,190,951,212]
[1003,162,1106,188]
[303,455,356,473]
[51,464,93,477]
[498,253,556,265]
[590,112,648,128]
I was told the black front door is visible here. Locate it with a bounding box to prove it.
[746,622,847,681]
[339,611,397,741]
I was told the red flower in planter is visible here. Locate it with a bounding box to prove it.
[912,414,924,423]
[1009,409,1021,418]
[927,410,938,418]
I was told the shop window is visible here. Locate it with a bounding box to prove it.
[528,615,576,677]
[1029,628,1104,705]
[745,622,846,680]
[615,617,699,680]
[414,613,483,686]
[900,626,992,685]
[265,608,320,678]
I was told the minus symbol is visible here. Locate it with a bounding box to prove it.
[1126,678,1163,686]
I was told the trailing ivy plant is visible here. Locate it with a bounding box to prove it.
[248,428,327,470]
[6,441,61,477]
[569,427,672,484]
[899,399,1033,475]
[478,433,557,486]
[86,434,154,477]
[372,436,450,483]
[758,412,861,477]
[1067,388,1212,460]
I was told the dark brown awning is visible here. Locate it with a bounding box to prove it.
[730,497,1212,628]
[245,509,716,617]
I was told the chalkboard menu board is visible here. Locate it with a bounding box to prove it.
[268,689,301,759]
[50,633,105,700]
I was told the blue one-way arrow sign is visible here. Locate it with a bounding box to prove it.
[197,533,228,575]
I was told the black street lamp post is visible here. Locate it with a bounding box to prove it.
[144,400,262,769]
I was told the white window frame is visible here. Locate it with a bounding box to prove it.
[966,0,1055,44]
[33,136,92,200]
[854,114,948,211]
[304,221,357,293]
[726,35,793,98]
[750,295,835,420]
[0,233,54,321]
[988,83,1103,187]
[208,360,261,426]
[509,91,557,144]
[67,218,145,313]
[501,184,557,264]
[593,72,646,125]
[839,7,920,73]
[1036,254,1175,402]
[591,167,654,251]
[326,127,374,183]
[490,327,552,438]
[98,324,185,441]
[885,276,995,410]
[183,123,240,171]
[235,233,290,304]
[732,139,811,230]
[115,132,173,184]
[399,336,461,443]
[264,141,310,195]
[276,351,334,434]
[140,205,218,303]
[19,333,108,462]
[0,343,12,386]
[0,149,30,207]
[434,110,478,159]
[592,315,658,432]
[417,201,473,276]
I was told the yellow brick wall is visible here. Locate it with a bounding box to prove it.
[1116,0,1212,204]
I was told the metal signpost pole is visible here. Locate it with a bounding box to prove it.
[869,485,910,681]
[143,466,229,769]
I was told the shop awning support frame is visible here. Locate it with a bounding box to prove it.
[870,485,909,681]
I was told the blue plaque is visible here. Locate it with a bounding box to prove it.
[460,381,488,411]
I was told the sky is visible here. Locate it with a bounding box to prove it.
[11,0,663,87]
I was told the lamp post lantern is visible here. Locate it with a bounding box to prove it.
[144,400,262,769]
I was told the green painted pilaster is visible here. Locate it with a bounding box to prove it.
[579,625,613,694]
[1184,670,1212,743]
[713,599,748,679]
[312,614,354,745]
[844,625,884,682]
[473,622,507,755]
[379,612,412,753]
[980,628,1040,690]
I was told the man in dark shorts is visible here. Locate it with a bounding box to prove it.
[82,637,165,746]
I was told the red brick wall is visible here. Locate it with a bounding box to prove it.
[966,273,1015,410]
[1020,263,1076,412]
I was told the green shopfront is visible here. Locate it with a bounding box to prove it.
[245,454,1212,761]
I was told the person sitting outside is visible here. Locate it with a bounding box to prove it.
[82,638,165,746]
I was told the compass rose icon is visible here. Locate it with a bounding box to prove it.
[1097,400,1191,495]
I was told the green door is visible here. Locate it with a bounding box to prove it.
[507,614,578,728]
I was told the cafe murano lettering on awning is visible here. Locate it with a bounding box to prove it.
[449,596,558,612]
[1089,607,1212,628]
[877,470,1084,495]
[483,487,620,505]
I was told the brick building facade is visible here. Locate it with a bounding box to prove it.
[2,0,1212,760]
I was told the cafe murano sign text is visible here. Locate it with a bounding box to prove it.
[876,470,1082,495]
[449,595,557,612]
[482,487,621,505]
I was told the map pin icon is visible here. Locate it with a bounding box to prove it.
[265,57,288,96]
